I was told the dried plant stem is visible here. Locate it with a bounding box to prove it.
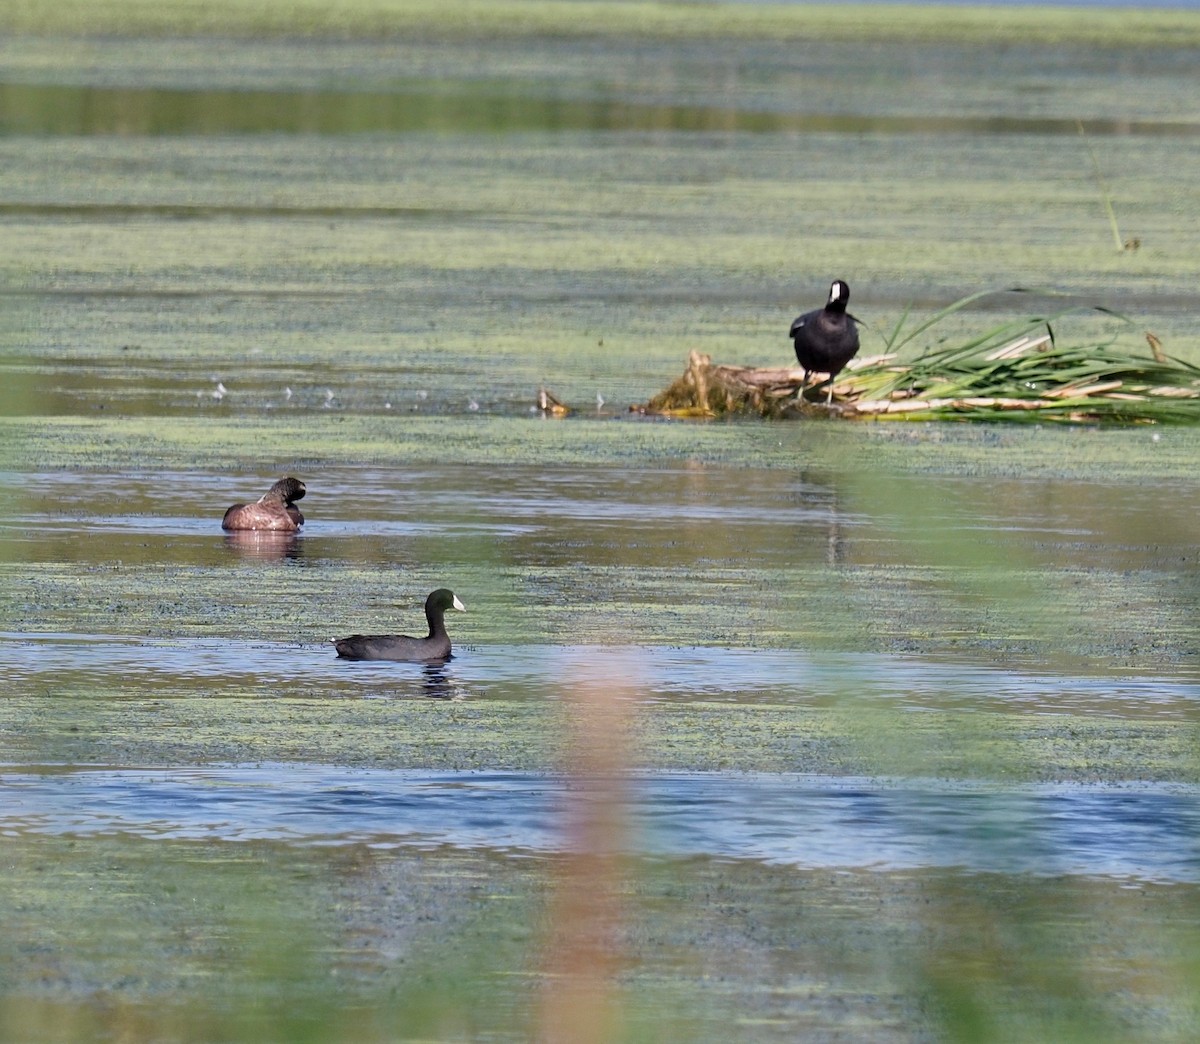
[1077,119,1126,252]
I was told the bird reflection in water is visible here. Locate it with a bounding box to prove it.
[222,530,303,562]
[422,661,467,700]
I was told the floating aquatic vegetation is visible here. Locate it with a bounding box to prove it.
[639,290,1200,424]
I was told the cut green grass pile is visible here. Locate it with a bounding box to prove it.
[850,289,1200,422]
[644,289,1200,423]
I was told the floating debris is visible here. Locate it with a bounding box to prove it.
[536,386,570,417]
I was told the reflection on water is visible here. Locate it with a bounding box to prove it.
[3,461,1200,682]
[420,661,465,700]
[223,529,302,561]
[3,633,1196,716]
[2,764,1197,883]
[8,464,1200,576]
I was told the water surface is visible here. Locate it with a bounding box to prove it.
[3,764,1198,883]
[3,10,1200,1039]
[5,633,1197,716]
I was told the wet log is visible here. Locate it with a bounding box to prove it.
[634,350,897,418]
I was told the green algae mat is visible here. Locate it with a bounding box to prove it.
[3,2,1200,1042]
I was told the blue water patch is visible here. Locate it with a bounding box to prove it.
[4,633,1198,712]
[4,633,1198,713]
[2,765,1197,883]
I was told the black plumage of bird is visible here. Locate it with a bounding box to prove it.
[789,279,861,406]
[333,588,466,663]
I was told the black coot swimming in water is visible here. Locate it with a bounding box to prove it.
[790,279,861,406]
[333,589,466,662]
[222,477,306,532]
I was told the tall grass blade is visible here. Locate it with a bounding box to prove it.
[1077,119,1127,252]
[843,289,1200,422]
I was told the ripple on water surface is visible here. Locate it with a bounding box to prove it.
[1,764,1198,884]
[4,632,1198,714]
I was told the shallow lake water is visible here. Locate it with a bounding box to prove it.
[5,460,1199,855]
[7,633,1198,713]
[4,763,1200,883]
[3,6,1200,1041]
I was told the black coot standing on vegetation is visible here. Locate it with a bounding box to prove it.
[333,589,467,662]
[221,476,306,531]
[790,279,861,406]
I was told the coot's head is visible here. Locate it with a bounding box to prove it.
[825,280,851,313]
[426,588,467,615]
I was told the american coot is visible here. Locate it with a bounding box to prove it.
[221,477,306,532]
[334,589,466,662]
[790,279,861,406]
